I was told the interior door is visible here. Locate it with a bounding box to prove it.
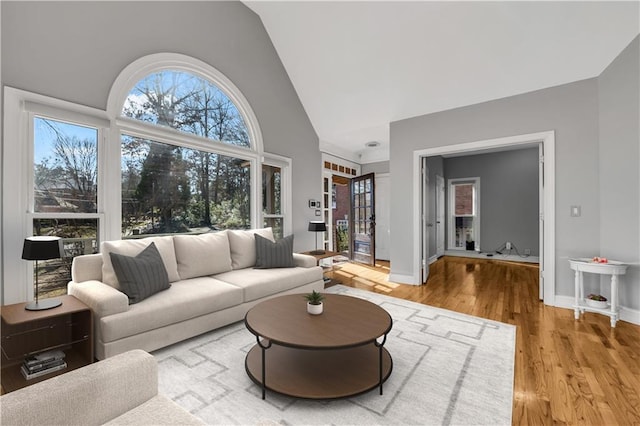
[436,175,445,257]
[350,173,376,266]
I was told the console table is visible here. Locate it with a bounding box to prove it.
[569,258,628,327]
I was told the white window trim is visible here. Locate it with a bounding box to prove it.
[262,153,292,237]
[3,87,109,304]
[447,177,480,251]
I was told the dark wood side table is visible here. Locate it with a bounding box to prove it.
[0,295,94,394]
[300,250,340,284]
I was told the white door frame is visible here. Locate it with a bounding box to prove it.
[412,131,555,306]
[435,175,445,257]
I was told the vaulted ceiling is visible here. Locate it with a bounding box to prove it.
[245,1,639,163]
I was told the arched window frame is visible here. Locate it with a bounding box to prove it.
[105,53,269,240]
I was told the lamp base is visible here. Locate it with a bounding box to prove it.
[25,298,62,311]
[309,250,326,255]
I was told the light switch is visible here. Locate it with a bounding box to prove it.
[570,205,581,217]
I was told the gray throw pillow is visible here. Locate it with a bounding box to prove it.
[109,242,170,304]
[254,234,295,268]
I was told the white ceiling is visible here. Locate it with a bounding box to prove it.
[245,1,639,163]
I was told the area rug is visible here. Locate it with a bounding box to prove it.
[153,285,515,425]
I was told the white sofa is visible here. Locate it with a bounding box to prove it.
[0,350,203,426]
[68,228,324,360]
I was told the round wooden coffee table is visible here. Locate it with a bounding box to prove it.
[244,293,393,400]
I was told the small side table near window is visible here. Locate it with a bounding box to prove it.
[301,250,340,285]
[569,258,629,327]
[0,295,94,394]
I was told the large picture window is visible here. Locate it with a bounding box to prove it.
[121,135,251,236]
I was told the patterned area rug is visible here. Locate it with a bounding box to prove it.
[154,285,515,425]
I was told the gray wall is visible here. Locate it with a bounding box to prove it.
[390,78,601,300]
[444,148,539,256]
[362,161,390,175]
[1,1,321,252]
[598,36,639,310]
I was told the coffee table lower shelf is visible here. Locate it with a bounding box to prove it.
[245,342,392,399]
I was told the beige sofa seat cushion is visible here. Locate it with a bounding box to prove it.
[105,395,204,425]
[101,236,180,290]
[174,231,232,279]
[227,227,274,269]
[101,277,243,343]
[215,266,323,302]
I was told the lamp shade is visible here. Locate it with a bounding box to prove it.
[308,221,327,232]
[22,236,63,261]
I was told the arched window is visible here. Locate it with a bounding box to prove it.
[122,70,250,148]
[109,54,267,238]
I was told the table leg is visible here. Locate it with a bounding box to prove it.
[610,275,618,328]
[256,337,272,399]
[374,334,388,395]
[574,269,580,320]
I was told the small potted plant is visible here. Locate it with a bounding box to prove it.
[305,290,325,315]
[586,293,608,309]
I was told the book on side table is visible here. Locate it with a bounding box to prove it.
[20,349,67,380]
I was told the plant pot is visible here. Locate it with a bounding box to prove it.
[307,302,323,315]
[585,298,607,309]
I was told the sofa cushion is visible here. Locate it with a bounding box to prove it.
[102,237,180,290]
[100,277,243,343]
[227,228,274,269]
[174,231,232,279]
[109,243,171,304]
[254,234,295,268]
[215,267,323,302]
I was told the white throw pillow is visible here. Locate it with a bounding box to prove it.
[174,231,232,279]
[227,228,274,269]
[101,236,180,290]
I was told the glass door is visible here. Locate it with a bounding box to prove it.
[350,173,375,266]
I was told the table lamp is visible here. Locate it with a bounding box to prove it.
[22,236,64,311]
[308,221,327,255]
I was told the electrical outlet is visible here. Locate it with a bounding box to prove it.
[506,242,512,250]
[524,248,531,255]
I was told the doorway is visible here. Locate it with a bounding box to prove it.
[413,131,555,305]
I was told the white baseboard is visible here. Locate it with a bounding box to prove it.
[428,255,439,265]
[444,250,539,264]
[554,295,640,326]
[388,273,418,285]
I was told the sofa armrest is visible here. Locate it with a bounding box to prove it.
[293,253,317,268]
[71,253,103,282]
[68,280,129,318]
[0,350,157,426]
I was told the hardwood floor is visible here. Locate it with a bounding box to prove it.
[326,256,640,425]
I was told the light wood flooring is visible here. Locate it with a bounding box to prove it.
[326,256,640,425]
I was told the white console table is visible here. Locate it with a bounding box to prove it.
[569,258,628,327]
